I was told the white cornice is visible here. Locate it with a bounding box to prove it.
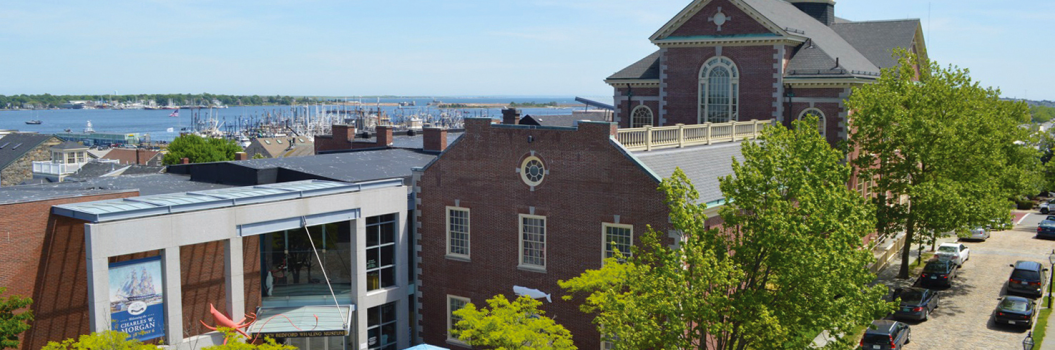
[604,79,661,88]
[649,0,789,43]
[785,76,875,88]
[655,35,805,47]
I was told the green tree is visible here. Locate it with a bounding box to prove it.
[846,50,1039,279]
[561,117,891,350]
[40,331,158,350]
[163,134,243,165]
[0,288,32,350]
[202,328,295,350]
[452,294,576,350]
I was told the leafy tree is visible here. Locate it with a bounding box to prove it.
[846,50,1039,278]
[452,294,576,350]
[163,134,243,165]
[0,288,32,350]
[40,331,158,350]
[202,328,295,350]
[561,117,891,350]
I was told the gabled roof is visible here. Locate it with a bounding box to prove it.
[250,137,315,158]
[0,133,57,170]
[633,141,745,204]
[832,19,923,70]
[649,0,788,41]
[606,50,662,81]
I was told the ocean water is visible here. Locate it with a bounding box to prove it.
[0,96,603,142]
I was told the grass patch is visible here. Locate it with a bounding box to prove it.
[908,252,935,276]
[1035,296,1052,347]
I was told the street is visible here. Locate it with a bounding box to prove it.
[893,212,1055,350]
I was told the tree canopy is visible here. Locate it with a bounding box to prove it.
[846,50,1041,278]
[40,331,156,350]
[163,134,243,165]
[0,288,32,350]
[561,117,890,350]
[452,294,576,350]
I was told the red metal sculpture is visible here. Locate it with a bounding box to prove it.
[200,303,257,341]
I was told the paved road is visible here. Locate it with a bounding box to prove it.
[899,212,1055,350]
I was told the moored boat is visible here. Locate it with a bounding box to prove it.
[25,120,42,125]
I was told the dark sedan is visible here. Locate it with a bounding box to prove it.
[1038,220,1055,240]
[920,260,957,288]
[993,296,1037,328]
[892,287,940,321]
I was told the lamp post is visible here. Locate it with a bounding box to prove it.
[1048,249,1054,309]
[1023,331,1035,350]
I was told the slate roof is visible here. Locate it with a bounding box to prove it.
[0,173,232,204]
[50,140,87,150]
[68,161,165,179]
[634,141,745,204]
[832,19,921,70]
[607,50,662,81]
[249,137,315,158]
[519,114,610,128]
[233,148,438,183]
[0,133,56,170]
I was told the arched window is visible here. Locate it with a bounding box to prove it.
[798,108,826,137]
[698,57,739,124]
[630,105,653,128]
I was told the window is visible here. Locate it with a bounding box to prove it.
[603,223,633,263]
[520,156,546,187]
[261,222,352,300]
[519,214,546,270]
[798,108,826,137]
[698,57,739,124]
[367,302,397,350]
[446,207,470,259]
[630,105,653,128]
[447,295,470,344]
[366,214,397,291]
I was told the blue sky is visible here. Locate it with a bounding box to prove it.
[1,0,1051,100]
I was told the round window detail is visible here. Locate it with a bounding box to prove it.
[520,156,546,187]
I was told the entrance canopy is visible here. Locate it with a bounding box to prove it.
[249,305,354,338]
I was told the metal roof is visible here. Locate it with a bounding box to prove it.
[51,179,403,223]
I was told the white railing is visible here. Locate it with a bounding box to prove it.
[32,161,83,175]
[615,119,776,151]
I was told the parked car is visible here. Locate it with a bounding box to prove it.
[993,296,1037,328]
[935,242,970,266]
[920,260,957,288]
[1038,220,1055,240]
[1041,200,1051,214]
[859,320,911,349]
[966,227,990,241]
[1007,261,1048,298]
[892,287,940,321]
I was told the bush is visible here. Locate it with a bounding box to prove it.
[1015,197,1034,210]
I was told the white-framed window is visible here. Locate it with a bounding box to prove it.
[798,108,826,137]
[602,223,633,264]
[520,155,547,187]
[518,214,547,270]
[446,207,470,259]
[447,295,471,345]
[366,213,397,291]
[698,56,740,124]
[601,334,619,350]
[630,105,653,128]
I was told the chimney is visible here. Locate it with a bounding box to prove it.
[235,152,248,161]
[332,124,356,143]
[787,0,835,26]
[502,108,522,125]
[376,125,393,147]
[181,157,190,164]
[423,127,448,153]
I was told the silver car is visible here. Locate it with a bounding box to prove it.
[967,227,990,241]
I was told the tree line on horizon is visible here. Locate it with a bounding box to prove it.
[0,93,317,109]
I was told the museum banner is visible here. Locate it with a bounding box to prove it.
[109,256,165,341]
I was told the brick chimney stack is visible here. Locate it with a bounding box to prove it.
[502,108,521,125]
[181,157,190,164]
[423,128,448,153]
[235,152,248,161]
[376,125,393,147]
[332,124,356,144]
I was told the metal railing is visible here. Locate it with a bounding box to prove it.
[615,119,776,151]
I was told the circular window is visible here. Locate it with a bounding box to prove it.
[520,156,546,187]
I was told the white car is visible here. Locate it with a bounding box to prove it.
[936,243,970,267]
[1041,201,1051,214]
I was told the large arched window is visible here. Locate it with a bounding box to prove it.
[630,105,653,128]
[699,57,739,124]
[798,108,826,137]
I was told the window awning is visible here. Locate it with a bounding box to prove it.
[249,305,354,338]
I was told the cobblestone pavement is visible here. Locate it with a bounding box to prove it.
[894,212,1055,350]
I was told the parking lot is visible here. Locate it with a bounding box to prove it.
[896,213,1055,350]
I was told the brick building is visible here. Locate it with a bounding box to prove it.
[606,0,926,149]
[415,118,754,349]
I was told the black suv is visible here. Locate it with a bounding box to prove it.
[1007,261,1048,298]
[859,320,911,349]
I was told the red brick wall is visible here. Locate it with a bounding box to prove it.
[667,0,773,37]
[663,45,779,125]
[179,237,261,338]
[417,119,673,349]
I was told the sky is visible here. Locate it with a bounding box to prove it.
[1,0,1052,100]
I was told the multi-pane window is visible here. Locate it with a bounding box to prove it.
[447,295,470,343]
[603,223,633,263]
[366,214,397,291]
[798,108,826,137]
[630,105,653,128]
[699,57,739,124]
[447,207,470,258]
[519,215,546,269]
[367,302,397,350]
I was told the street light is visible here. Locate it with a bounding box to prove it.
[1048,249,1054,309]
[1023,331,1035,350]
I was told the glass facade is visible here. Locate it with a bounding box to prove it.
[366,214,397,291]
[261,221,353,301]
